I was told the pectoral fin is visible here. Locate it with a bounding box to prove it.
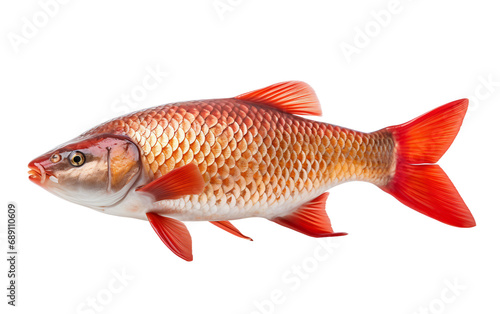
[146,213,193,261]
[210,221,253,241]
[271,192,347,238]
[136,163,205,201]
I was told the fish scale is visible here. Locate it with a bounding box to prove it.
[84,98,395,220]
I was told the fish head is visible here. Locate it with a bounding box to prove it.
[28,135,142,209]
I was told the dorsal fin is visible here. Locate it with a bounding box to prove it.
[234,81,322,116]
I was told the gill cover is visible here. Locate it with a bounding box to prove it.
[102,136,142,193]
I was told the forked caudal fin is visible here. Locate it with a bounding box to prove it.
[380,99,476,228]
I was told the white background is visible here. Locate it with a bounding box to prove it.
[1,1,499,313]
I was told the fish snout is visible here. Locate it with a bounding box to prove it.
[28,158,56,185]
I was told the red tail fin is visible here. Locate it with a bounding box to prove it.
[387,99,469,164]
[380,99,475,228]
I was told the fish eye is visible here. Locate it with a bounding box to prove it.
[69,151,85,167]
[50,153,61,163]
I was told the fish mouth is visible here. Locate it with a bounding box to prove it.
[28,161,55,185]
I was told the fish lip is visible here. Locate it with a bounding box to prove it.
[28,161,52,185]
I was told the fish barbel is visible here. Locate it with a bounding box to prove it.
[28,81,475,261]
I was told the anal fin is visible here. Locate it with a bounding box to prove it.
[210,221,253,241]
[271,192,347,238]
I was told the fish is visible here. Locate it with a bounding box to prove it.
[28,81,475,261]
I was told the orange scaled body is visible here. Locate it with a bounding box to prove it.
[87,98,394,221]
